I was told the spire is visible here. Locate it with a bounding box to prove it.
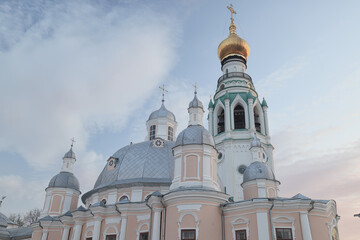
[62,139,76,173]
[227,4,237,34]
[208,95,214,109]
[188,85,204,126]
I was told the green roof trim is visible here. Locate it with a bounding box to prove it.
[208,99,214,108]
[261,98,268,107]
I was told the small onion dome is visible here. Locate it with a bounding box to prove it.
[188,94,203,109]
[48,172,80,191]
[247,92,253,100]
[261,98,268,107]
[217,21,250,61]
[250,134,262,148]
[148,103,176,121]
[175,125,215,147]
[224,91,230,100]
[208,99,214,109]
[243,161,276,184]
[64,148,76,159]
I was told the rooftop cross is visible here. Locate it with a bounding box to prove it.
[159,84,168,103]
[227,4,237,24]
[70,137,76,148]
[193,83,198,94]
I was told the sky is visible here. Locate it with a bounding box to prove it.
[0,0,360,239]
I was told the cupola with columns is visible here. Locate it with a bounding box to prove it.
[41,141,80,217]
[171,89,220,191]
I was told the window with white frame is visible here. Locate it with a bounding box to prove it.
[139,232,149,240]
[150,125,156,140]
[276,228,293,240]
[235,230,247,240]
[181,230,196,240]
[105,235,116,240]
[168,126,174,141]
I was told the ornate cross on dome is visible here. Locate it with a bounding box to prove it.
[70,137,76,148]
[159,84,168,103]
[227,4,237,24]
[193,83,198,94]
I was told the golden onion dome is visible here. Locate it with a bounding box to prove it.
[217,21,250,61]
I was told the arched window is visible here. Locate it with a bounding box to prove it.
[217,109,225,134]
[150,125,156,140]
[254,108,261,133]
[234,104,245,129]
[119,195,129,202]
[168,126,174,141]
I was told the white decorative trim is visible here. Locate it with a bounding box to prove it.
[86,221,94,227]
[118,193,130,202]
[327,217,338,239]
[178,212,200,240]
[231,217,250,240]
[49,194,64,215]
[177,204,202,212]
[84,228,93,240]
[105,217,121,224]
[136,223,150,240]
[103,225,119,240]
[137,215,150,222]
[272,216,296,240]
[183,154,200,181]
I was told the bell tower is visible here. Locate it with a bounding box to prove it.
[208,5,274,201]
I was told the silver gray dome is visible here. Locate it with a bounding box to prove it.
[48,172,80,191]
[82,140,175,202]
[148,103,176,121]
[188,94,203,109]
[64,148,76,159]
[243,161,276,183]
[175,125,215,147]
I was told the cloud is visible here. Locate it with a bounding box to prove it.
[0,1,180,170]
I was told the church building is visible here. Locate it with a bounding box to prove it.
[28,5,340,240]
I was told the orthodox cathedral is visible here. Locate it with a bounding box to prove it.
[1,4,340,240]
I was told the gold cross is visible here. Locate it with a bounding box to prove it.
[70,137,76,148]
[227,4,237,23]
[159,84,168,102]
[193,83,198,94]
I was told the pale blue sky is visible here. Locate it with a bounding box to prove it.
[0,1,359,239]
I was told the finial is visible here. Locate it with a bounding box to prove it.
[210,94,212,100]
[159,84,168,103]
[0,196,6,208]
[193,83,198,95]
[70,137,76,148]
[227,4,237,34]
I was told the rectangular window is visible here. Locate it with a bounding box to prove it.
[276,228,293,240]
[139,232,149,240]
[106,235,117,240]
[168,126,174,141]
[150,125,156,140]
[86,238,92,240]
[236,230,247,240]
[181,229,196,240]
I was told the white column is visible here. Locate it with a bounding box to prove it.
[62,226,70,240]
[72,223,83,240]
[256,212,270,240]
[119,215,127,240]
[248,99,255,132]
[208,108,213,136]
[224,99,231,133]
[62,190,74,214]
[300,212,313,240]
[263,106,270,136]
[92,217,102,240]
[152,209,162,240]
[41,230,48,240]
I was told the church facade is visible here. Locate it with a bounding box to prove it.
[29,5,340,240]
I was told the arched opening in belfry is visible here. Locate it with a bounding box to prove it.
[254,107,262,133]
[234,104,245,129]
[217,108,225,134]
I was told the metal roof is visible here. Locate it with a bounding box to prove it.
[48,172,80,191]
[175,125,215,147]
[188,94,203,109]
[242,161,276,183]
[148,103,176,121]
[82,140,175,202]
[63,148,76,159]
